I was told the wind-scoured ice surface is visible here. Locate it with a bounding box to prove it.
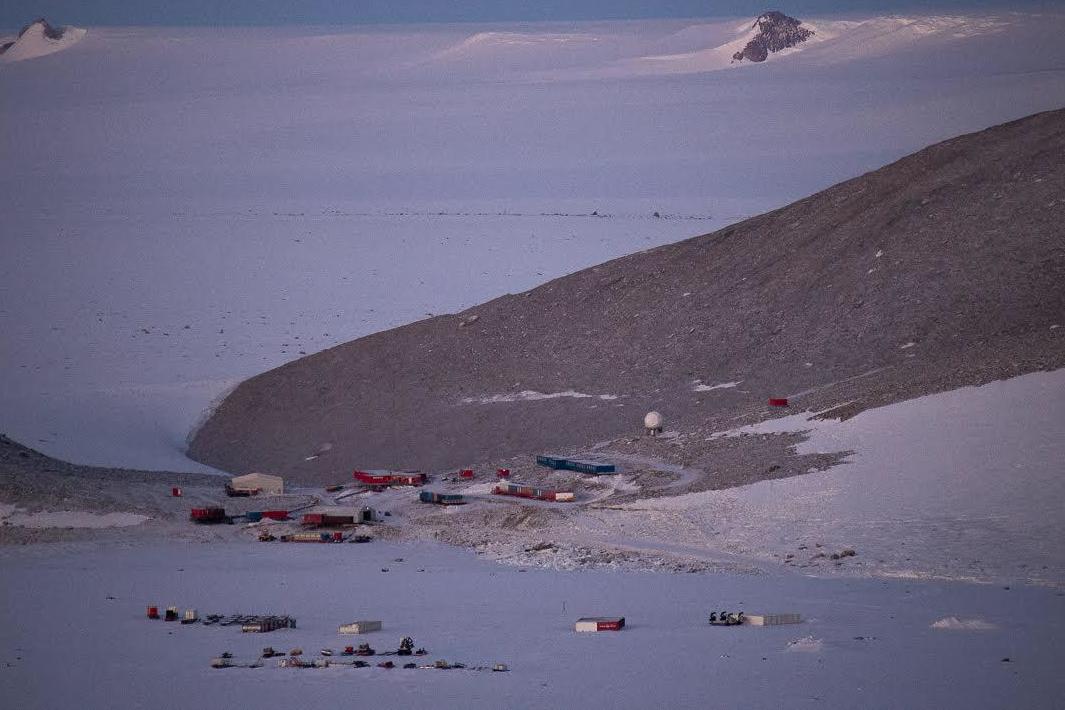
[2,11,1065,470]
[1,541,1062,710]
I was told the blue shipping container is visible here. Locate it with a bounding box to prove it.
[536,455,615,475]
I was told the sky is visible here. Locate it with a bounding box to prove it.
[1,0,1057,28]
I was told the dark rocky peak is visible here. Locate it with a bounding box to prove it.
[1,17,66,55]
[733,10,813,63]
[20,18,65,40]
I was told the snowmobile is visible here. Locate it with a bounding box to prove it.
[397,636,415,656]
[354,643,375,656]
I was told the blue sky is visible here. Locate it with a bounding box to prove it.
[1,0,1054,28]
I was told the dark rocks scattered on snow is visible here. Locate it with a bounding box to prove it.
[732,10,814,63]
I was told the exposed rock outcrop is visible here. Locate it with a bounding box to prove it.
[732,10,814,63]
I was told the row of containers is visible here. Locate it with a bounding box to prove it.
[354,471,427,487]
[419,491,467,506]
[192,509,374,528]
[354,469,510,486]
[493,483,574,502]
[282,532,345,543]
[535,455,616,475]
[301,510,375,527]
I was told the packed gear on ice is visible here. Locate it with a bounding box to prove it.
[397,636,415,655]
[708,611,745,626]
[355,642,375,656]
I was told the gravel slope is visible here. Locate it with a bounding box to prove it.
[189,109,1065,483]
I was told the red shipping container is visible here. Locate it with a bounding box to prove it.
[768,398,789,407]
[354,471,393,485]
[190,507,225,523]
[171,487,182,497]
[262,510,289,521]
[147,606,159,619]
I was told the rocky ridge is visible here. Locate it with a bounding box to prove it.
[732,10,814,63]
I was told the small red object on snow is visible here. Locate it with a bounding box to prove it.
[496,468,510,479]
[147,606,159,619]
[460,468,475,479]
[768,398,789,407]
[171,487,182,497]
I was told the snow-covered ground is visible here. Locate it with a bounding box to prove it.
[0,502,148,528]
[2,11,1065,470]
[1,540,1061,710]
[579,369,1065,586]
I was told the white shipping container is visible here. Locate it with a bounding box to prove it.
[338,620,382,634]
[744,613,802,626]
[575,617,624,632]
[554,492,575,502]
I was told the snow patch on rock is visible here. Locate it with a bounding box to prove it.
[693,380,743,392]
[460,390,619,404]
[931,616,997,631]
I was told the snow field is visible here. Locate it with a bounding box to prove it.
[599,369,1065,585]
[0,541,1061,710]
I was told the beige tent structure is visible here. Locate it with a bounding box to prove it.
[229,472,284,496]
[338,620,382,634]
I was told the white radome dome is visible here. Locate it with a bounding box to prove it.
[644,411,663,429]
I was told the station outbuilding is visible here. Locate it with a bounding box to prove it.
[230,472,284,495]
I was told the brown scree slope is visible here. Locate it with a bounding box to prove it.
[189,109,1065,483]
